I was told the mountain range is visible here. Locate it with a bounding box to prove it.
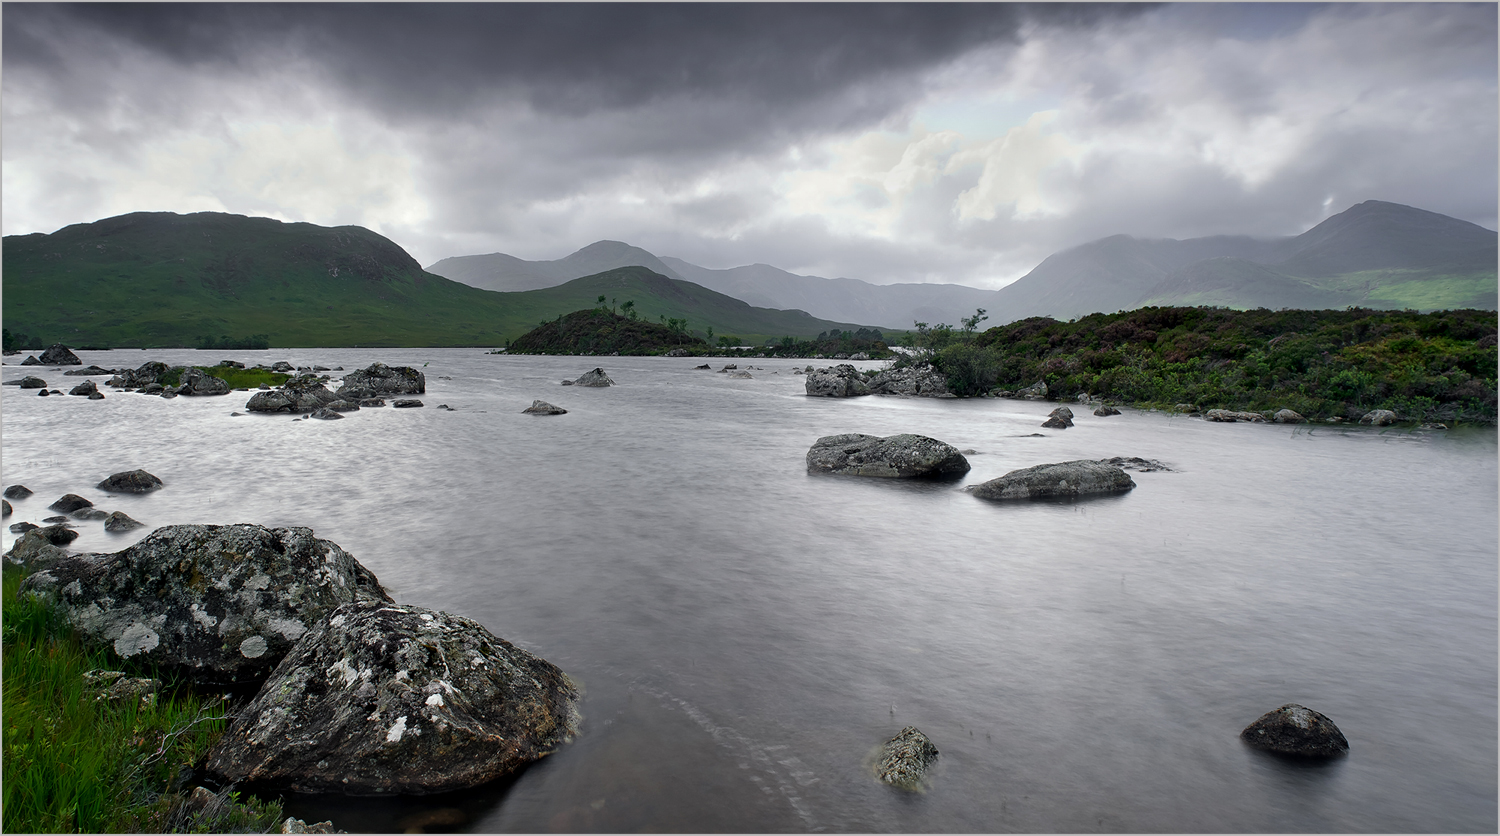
[428,201,1497,327]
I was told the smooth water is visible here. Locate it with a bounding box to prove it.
[3,349,1496,833]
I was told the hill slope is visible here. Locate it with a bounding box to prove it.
[2,213,880,347]
[427,240,688,293]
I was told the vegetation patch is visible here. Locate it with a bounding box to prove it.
[905,306,1497,424]
[2,567,285,833]
[507,308,708,355]
[158,366,290,389]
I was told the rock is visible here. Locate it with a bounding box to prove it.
[849,352,870,361]
[1016,380,1048,400]
[1205,409,1267,423]
[1173,403,1199,413]
[204,600,580,795]
[1273,409,1306,424]
[559,380,573,386]
[1093,405,1122,417]
[49,494,94,513]
[4,485,32,499]
[335,363,426,400]
[9,522,39,534]
[104,511,146,532]
[270,361,295,373]
[71,507,111,521]
[38,344,82,365]
[572,368,614,387]
[178,368,230,396]
[218,360,245,369]
[727,370,753,379]
[522,400,567,415]
[142,383,165,395]
[866,363,951,397]
[17,524,392,686]
[160,390,178,399]
[312,365,330,372]
[358,398,386,408]
[1099,456,1173,473]
[324,400,360,412]
[98,469,164,494]
[89,391,105,400]
[37,388,51,397]
[1359,409,1398,426]
[20,355,40,365]
[807,433,971,479]
[3,525,78,570]
[111,361,171,389]
[876,727,938,789]
[694,364,712,370]
[246,376,340,414]
[16,375,47,389]
[1240,704,1349,757]
[393,399,424,409]
[1,499,9,517]
[805,364,871,398]
[308,408,344,420]
[43,515,68,524]
[1076,393,1092,403]
[1041,406,1074,429]
[281,817,341,834]
[665,348,690,357]
[719,364,737,372]
[83,669,159,707]
[968,460,1136,501]
[64,365,117,376]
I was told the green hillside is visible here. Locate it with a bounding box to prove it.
[507,309,707,354]
[1,212,874,348]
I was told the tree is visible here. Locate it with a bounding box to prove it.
[705,326,715,343]
[622,300,637,320]
[962,308,989,335]
[597,295,607,311]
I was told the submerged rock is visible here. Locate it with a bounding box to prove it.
[877,726,938,789]
[726,370,753,379]
[968,460,1135,501]
[17,524,392,686]
[805,364,870,398]
[572,368,614,387]
[522,400,567,415]
[39,344,82,365]
[335,363,426,400]
[71,507,111,521]
[204,600,580,796]
[1098,456,1173,473]
[1240,704,1349,757]
[9,522,39,534]
[97,469,164,494]
[807,433,970,479]
[308,408,344,420]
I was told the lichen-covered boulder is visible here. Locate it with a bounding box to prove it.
[1041,406,1074,429]
[1240,704,1349,757]
[17,524,392,686]
[522,400,567,415]
[571,368,614,387]
[49,494,93,513]
[178,368,230,396]
[805,364,870,398]
[97,469,164,494]
[1359,409,1398,426]
[246,376,340,414]
[204,601,580,795]
[877,727,938,789]
[867,364,952,397]
[1205,409,1267,423]
[807,433,970,479]
[39,344,82,365]
[335,363,426,400]
[968,460,1135,501]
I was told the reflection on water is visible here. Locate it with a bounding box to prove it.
[3,349,1496,832]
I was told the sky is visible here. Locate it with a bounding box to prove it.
[3,2,1496,289]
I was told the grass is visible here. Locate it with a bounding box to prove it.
[2,567,285,833]
[159,366,290,389]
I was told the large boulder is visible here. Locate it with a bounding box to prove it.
[876,727,938,789]
[204,600,580,795]
[1205,409,1267,423]
[571,368,614,387]
[178,368,231,396]
[335,363,426,400]
[1240,704,1349,757]
[246,376,340,414]
[38,344,82,365]
[805,364,870,398]
[17,524,392,686]
[98,469,164,494]
[807,433,970,479]
[1359,409,1398,427]
[866,364,952,397]
[968,460,1135,501]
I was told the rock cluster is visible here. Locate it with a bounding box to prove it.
[1041,406,1074,429]
[807,433,970,479]
[1240,704,1348,757]
[246,376,341,413]
[968,460,1135,501]
[1205,409,1267,423]
[178,368,231,396]
[865,364,953,397]
[335,363,426,400]
[805,364,870,397]
[876,727,938,789]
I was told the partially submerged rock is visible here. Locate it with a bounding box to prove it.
[98,469,164,494]
[178,368,230,396]
[1093,405,1122,417]
[108,361,172,389]
[335,363,426,400]
[49,493,94,513]
[1240,704,1348,758]
[522,400,567,415]
[393,399,424,409]
[3,525,78,570]
[1,499,9,518]
[1359,409,1398,426]
[17,375,47,389]
[204,600,580,795]
[39,344,82,365]
[968,460,1135,501]
[18,524,392,685]
[1041,406,1074,429]
[64,365,117,376]
[1205,409,1267,423]
[805,364,870,398]
[877,726,938,789]
[1098,456,1173,473]
[866,364,952,397]
[572,368,614,387]
[807,433,970,479]
[71,507,110,521]
[104,511,145,532]
[308,408,344,420]
[1273,409,1306,424]
[4,485,34,499]
[245,376,340,414]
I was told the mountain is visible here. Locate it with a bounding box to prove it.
[1,213,881,348]
[994,201,1496,322]
[428,245,996,329]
